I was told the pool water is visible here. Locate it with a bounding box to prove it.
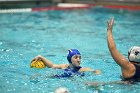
[0,7,140,93]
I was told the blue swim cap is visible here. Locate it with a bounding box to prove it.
[67,49,81,63]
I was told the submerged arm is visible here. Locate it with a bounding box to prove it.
[86,80,131,87]
[79,67,101,74]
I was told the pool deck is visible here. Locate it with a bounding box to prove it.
[0,0,140,11]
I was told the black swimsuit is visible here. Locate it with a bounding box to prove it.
[122,63,140,83]
[133,64,140,78]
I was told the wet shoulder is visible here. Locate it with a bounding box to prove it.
[60,64,69,69]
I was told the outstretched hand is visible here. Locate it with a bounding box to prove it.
[93,70,101,74]
[107,17,114,31]
[31,55,42,63]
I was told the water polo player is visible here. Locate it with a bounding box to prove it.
[30,49,101,77]
[107,18,140,81]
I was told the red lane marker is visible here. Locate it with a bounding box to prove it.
[32,4,96,12]
[32,4,140,12]
[103,5,140,10]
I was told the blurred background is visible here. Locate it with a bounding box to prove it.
[0,0,140,9]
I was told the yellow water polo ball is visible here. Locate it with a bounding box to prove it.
[30,60,46,69]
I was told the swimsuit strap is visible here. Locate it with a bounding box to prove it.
[67,66,82,72]
[133,64,140,78]
[55,66,84,78]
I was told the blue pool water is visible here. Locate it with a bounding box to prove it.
[0,7,140,93]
